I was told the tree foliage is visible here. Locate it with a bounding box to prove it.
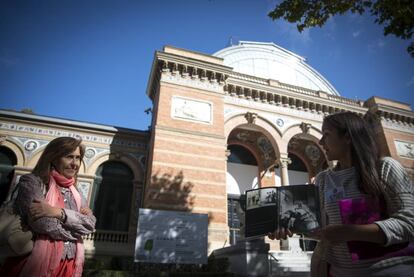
[268,0,414,57]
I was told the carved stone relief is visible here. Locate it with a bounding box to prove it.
[77,182,91,200]
[394,140,414,159]
[244,112,258,124]
[171,96,212,123]
[82,147,110,165]
[229,129,276,168]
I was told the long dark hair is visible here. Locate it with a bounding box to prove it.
[32,137,85,184]
[323,112,384,196]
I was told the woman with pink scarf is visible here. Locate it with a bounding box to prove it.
[1,137,96,277]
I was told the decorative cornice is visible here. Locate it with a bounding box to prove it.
[374,107,414,126]
[0,110,147,135]
[227,73,363,107]
[223,82,367,117]
[0,122,147,149]
[224,95,324,121]
[147,57,231,99]
[157,51,233,75]
[161,71,224,94]
[381,118,414,134]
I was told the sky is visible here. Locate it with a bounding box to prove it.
[1,0,413,131]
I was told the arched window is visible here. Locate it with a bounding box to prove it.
[90,161,134,232]
[228,144,258,165]
[289,153,307,172]
[0,146,17,206]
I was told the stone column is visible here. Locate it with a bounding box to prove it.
[278,156,291,186]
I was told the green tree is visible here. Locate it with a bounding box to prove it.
[268,0,414,57]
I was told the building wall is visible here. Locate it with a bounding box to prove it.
[144,76,229,252]
[143,46,414,255]
[381,126,414,179]
[1,45,413,261]
[0,111,148,257]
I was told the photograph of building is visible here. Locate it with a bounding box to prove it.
[1,41,413,266]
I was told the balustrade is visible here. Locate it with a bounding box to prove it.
[84,230,129,244]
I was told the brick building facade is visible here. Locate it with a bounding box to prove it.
[1,41,413,258]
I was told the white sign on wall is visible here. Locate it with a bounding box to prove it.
[134,208,208,264]
[171,96,212,123]
[394,140,414,159]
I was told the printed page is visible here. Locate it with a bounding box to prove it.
[245,187,278,238]
[277,184,320,234]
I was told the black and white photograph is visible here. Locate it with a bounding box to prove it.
[260,187,277,206]
[278,186,320,233]
[246,187,277,210]
[246,189,260,210]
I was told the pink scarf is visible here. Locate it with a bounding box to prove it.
[20,170,84,277]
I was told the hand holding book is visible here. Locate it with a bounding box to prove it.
[307,224,354,243]
[245,184,321,238]
[267,227,293,240]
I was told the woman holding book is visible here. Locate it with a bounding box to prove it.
[0,137,96,277]
[268,112,414,276]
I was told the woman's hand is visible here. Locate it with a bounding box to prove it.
[267,228,293,240]
[309,223,386,245]
[30,199,61,220]
[308,224,349,243]
[80,207,93,216]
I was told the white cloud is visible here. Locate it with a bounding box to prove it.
[352,30,361,38]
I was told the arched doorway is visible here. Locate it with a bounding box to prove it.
[227,144,259,193]
[287,153,309,185]
[227,144,259,245]
[0,146,17,205]
[90,161,134,232]
[226,126,279,245]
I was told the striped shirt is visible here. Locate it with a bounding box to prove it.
[315,157,414,272]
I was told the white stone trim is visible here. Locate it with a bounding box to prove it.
[0,122,146,148]
[161,71,224,94]
[381,119,414,134]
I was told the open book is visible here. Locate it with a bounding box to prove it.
[244,184,321,238]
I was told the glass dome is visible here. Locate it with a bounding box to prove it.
[214,41,340,96]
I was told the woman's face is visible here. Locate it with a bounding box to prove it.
[54,146,81,178]
[319,122,350,161]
